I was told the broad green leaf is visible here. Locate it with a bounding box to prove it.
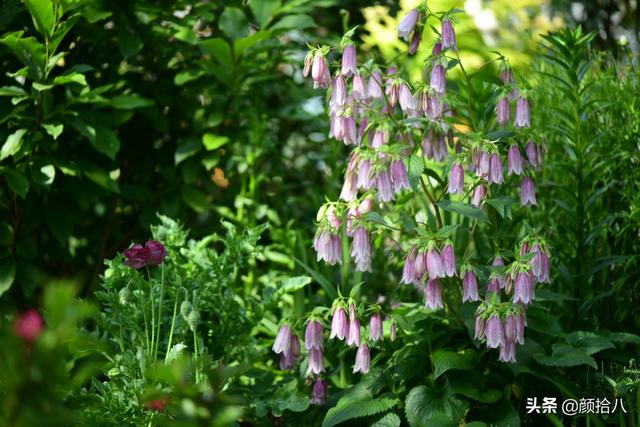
[0,257,16,298]
[33,164,56,185]
[405,385,468,427]
[234,30,271,57]
[174,70,205,86]
[1,129,27,160]
[175,139,201,165]
[181,186,210,213]
[0,222,13,245]
[534,343,597,369]
[23,0,55,37]
[431,348,479,379]
[448,375,501,403]
[370,413,401,427]
[202,133,229,151]
[484,196,516,220]
[4,169,30,198]
[437,200,489,223]
[106,95,153,109]
[92,126,120,159]
[219,7,249,40]
[323,397,398,427]
[0,86,27,97]
[280,276,311,293]
[565,331,615,355]
[43,123,64,140]
[249,0,282,26]
[269,14,315,32]
[81,164,119,192]
[32,72,87,91]
[0,32,46,79]
[365,211,387,226]
[200,38,232,65]
[174,26,198,45]
[406,154,424,191]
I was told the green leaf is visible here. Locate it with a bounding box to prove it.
[92,126,120,159]
[234,30,271,57]
[1,129,27,160]
[174,70,205,86]
[200,38,233,65]
[431,349,479,379]
[175,139,201,165]
[181,186,210,213]
[107,95,153,109]
[4,169,30,198]
[365,211,387,226]
[0,222,13,245]
[437,200,489,223]
[33,164,55,185]
[249,0,282,26]
[81,164,119,192]
[269,14,315,32]
[32,72,87,90]
[534,344,597,369]
[0,86,27,97]
[0,32,46,79]
[565,331,615,355]
[202,133,230,151]
[280,276,311,293]
[219,7,249,40]
[43,123,64,140]
[406,155,424,191]
[23,0,55,38]
[174,26,198,45]
[484,196,516,220]
[448,375,501,403]
[405,385,468,427]
[0,257,16,298]
[323,397,398,427]
[370,413,401,427]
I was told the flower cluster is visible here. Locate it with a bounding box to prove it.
[123,240,167,269]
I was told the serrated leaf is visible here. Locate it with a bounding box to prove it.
[405,385,468,427]
[1,129,27,160]
[534,344,597,369]
[322,397,398,427]
[431,349,479,379]
[606,332,640,344]
[406,154,424,191]
[565,331,615,355]
[370,412,401,427]
[437,200,489,223]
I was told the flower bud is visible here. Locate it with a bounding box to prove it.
[311,379,328,405]
[180,300,192,320]
[496,96,510,126]
[119,287,132,305]
[186,310,200,332]
[369,312,383,342]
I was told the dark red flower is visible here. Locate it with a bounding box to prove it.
[124,244,149,269]
[14,309,44,342]
[144,240,167,266]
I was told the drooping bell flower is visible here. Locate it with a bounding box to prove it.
[474,314,486,340]
[485,315,505,349]
[507,144,523,175]
[401,246,417,285]
[339,153,359,201]
[357,159,374,189]
[448,163,464,194]
[376,169,394,203]
[399,82,416,113]
[462,270,479,302]
[515,96,531,128]
[500,67,515,85]
[352,73,366,100]
[280,334,300,369]
[367,71,384,99]
[353,343,371,373]
[341,44,357,77]
[488,153,504,184]
[486,275,501,294]
[343,115,357,146]
[330,306,348,341]
[333,74,347,106]
[272,324,293,354]
[430,64,446,95]
[389,159,410,193]
[14,309,44,342]
[525,140,541,170]
[492,255,505,289]
[441,242,456,277]
[351,226,372,272]
[441,19,456,50]
[311,379,328,405]
[498,340,517,363]
[303,51,313,77]
[520,177,536,206]
[369,312,383,342]
[371,130,387,149]
[530,243,551,283]
[398,9,419,41]
[471,183,486,207]
[313,229,342,265]
[426,246,444,278]
[504,315,516,342]
[307,348,325,374]
[414,250,427,284]
[515,311,526,345]
[409,31,421,55]
[513,271,533,304]
[496,95,510,126]
[424,278,444,310]
[305,319,324,351]
[347,303,361,347]
[476,151,490,178]
[311,53,331,89]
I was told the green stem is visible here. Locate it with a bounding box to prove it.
[147,267,155,360]
[421,176,443,228]
[193,330,199,383]
[164,287,182,363]
[137,279,150,356]
[154,264,165,363]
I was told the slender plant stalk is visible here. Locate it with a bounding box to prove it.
[147,267,155,360]
[164,287,182,363]
[154,264,165,362]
